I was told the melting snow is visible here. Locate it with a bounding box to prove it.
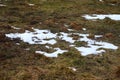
[82,28,86,31]
[45,45,52,49]
[28,3,35,6]
[82,14,120,20]
[11,26,20,30]
[59,32,75,43]
[75,33,118,56]
[25,48,30,51]
[64,24,69,27]
[0,4,6,7]
[99,0,103,2]
[6,27,118,57]
[36,48,68,57]
[16,43,20,45]
[6,28,57,45]
[68,67,77,71]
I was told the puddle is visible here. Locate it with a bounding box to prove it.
[82,14,120,20]
[6,27,118,57]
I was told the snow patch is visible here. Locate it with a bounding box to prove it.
[68,67,77,71]
[58,32,75,43]
[0,4,6,7]
[82,28,86,31]
[99,0,103,2]
[75,33,118,56]
[28,3,35,6]
[11,26,20,30]
[36,48,68,57]
[6,28,118,57]
[6,28,57,45]
[82,14,120,20]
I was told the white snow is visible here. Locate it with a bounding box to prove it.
[11,26,20,30]
[45,45,52,49]
[99,0,103,2]
[75,33,118,56]
[68,67,77,71]
[76,46,105,56]
[25,48,30,51]
[68,29,74,31]
[16,43,20,45]
[36,48,68,57]
[6,28,57,45]
[64,24,69,27]
[58,32,75,43]
[82,14,120,20]
[0,4,6,7]
[58,32,118,56]
[82,28,87,31]
[28,3,35,6]
[6,27,118,57]
[110,4,116,6]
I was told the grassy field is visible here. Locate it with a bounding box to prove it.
[0,0,120,80]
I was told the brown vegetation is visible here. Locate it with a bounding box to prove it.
[87,33,95,39]
[115,66,120,78]
[70,22,82,30]
[104,33,114,38]
[0,0,120,80]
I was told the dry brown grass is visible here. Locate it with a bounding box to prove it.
[0,0,120,80]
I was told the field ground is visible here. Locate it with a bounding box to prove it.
[0,0,120,80]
